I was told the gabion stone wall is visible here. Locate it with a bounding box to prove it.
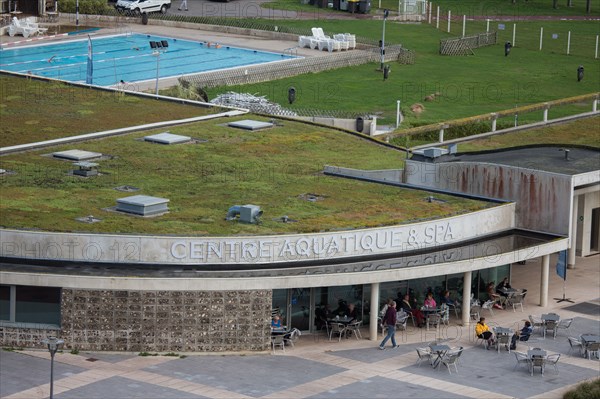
[0,326,61,349]
[59,289,272,352]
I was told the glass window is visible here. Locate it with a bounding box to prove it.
[15,286,61,325]
[272,289,289,325]
[409,276,446,307]
[0,285,9,321]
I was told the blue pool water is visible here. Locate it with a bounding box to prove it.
[0,33,295,86]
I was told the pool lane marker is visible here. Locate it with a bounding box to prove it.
[1,32,69,47]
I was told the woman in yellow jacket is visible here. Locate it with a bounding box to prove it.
[475,317,496,349]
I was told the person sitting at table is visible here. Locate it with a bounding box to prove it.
[347,303,359,321]
[486,282,504,309]
[510,321,533,350]
[475,317,496,348]
[314,305,329,331]
[334,299,349,317]
[399,294,425,327]
[423,292,437,309]
[441,290,455,306]
[496,277,512,297]
[271,314,283,330]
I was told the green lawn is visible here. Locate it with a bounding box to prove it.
[206,20,599,127]
[268,0,600,16]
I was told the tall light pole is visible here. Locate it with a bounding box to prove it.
[380,9,389,71]
[149,41,168,96]
[42,336,64,399]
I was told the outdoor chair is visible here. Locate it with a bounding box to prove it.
[426,313,441,330]
[271,335,285,353]
[528,315,544,334]
[347,321,362,340]
[415,347,432,367]
[7,17,38,38]
[567,336,583,356]
[543,320,558,339]
[470,304,481,321]
[333,34,350,51]
[482,300,495,316]
[439,304,450,326]
[283,328,301,347]
[441,351,462,374]
[475,336,488,350]
[447,346,464,365]
[24,17,47,34]
[496,333,512,353]
[556,318,573,336]
[396,313,408,331]
[513,351,530,371]
[584,342,600,360]
[508,293,525,312]
[530,355,546,376]
[546,353,560,374]
[329,322,347,342]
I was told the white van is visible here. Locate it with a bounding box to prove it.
[115,0,171,15]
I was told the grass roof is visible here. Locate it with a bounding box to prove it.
[0,108,489,235]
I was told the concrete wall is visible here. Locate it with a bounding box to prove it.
[576,190,600,256]
[295,116,374,134]
[404,161,572,236]
[0,204,514,265]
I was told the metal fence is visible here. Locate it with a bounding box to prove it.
[440,31,497,55]
[181,45,413,89]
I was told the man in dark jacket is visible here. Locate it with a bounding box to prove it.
[379,301,398,350]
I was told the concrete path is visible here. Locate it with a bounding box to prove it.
[1,254,598,399]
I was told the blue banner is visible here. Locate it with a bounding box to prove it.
[556,250,567,280]
[86,35,93,85]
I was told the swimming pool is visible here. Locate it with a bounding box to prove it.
[0,33,295,86]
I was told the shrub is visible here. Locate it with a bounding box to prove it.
[564,379,600,399]
[59,0,111,15]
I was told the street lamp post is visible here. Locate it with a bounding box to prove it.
[76,0,79,27]
[42,336,64,399]
[380,9,389,71]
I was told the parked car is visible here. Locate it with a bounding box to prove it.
[115,0,171,15]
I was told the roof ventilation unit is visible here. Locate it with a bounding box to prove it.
[52,149,103,161]
[228,120,274,131]
[116,195,169,216]
[144,132,191,145]
[72,161,99,177]
[225,204,262,223]
[422,147,448,159]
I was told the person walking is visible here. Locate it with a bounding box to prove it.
[379,301,398,350]
[178,0,188,11]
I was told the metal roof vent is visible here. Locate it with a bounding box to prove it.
[422,147,448,158]
[144,132,191,145]
[228,120,274,131]
[76,215,102,223]
[225,204,262,223]
[52,150,103,161]
[72,161,99,177]
[116,195,169,216]
[114,185,140,192]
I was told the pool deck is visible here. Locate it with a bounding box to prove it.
[1,253,599,399]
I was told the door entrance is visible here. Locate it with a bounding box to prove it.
[591,207,599,253]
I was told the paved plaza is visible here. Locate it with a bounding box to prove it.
[1,254,598,399]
